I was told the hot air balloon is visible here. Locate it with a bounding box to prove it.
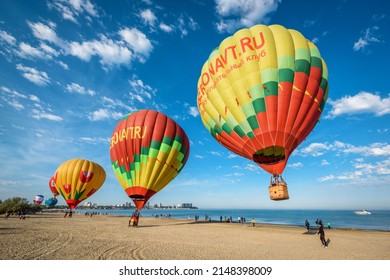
[197,24,329,200]
[48,175,59,197]
[45,197,58,208]
[54,158,106,212]
[110,110,190,212]
[33,195,44,204]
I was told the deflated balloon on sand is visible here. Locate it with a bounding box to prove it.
[110,110,190,210]
[197,24,329,200]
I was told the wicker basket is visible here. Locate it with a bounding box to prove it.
[268,182,289,200]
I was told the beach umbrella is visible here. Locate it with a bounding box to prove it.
[48,175,60,197]
[54,158,106,211]
[197,24,329,200]
[109,109,190,210]
[45,197,58,208]
[33,195,44,204]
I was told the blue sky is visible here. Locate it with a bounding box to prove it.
[0,0,389,210]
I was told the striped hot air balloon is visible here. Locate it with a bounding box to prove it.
[110,110,190,210]
[197,24,329,200]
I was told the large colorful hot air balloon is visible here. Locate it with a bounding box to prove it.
[33,195,44,204]
[110,110,190,210]
[197,24,329,200]
[48,175,59,197]
[54,158,106,211]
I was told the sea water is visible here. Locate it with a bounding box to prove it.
[76,208,390,231]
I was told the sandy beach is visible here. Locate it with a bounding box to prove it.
[0,212,389,260]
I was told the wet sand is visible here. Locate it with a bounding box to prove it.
[0,212,389,260]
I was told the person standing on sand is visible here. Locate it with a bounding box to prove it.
[251,218,256,227]
[305,219,310,231]
[318,224,328,247]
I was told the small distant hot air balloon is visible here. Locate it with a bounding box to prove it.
[54,158,106,212]
[197,24,329,200]
[33,195,44,204]
[45,197,58,208]
[48,175,59,197]
[110,110,190,212]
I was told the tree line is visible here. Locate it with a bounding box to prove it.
[0,197,43,214]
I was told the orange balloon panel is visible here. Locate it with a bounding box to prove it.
[54,158,106,210]
[197,24,329,175]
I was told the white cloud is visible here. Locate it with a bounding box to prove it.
[140,9,157,27]
[68,41,94,61]
[16,64,50,86]
[343,143,390,157]
[47,0,98,23]
[321,159,330,166]
[319,158,390,182]
[57,61,69,70]
[289,162,303,169]
[188,106,199,117]
[300,143,331,157]
[244,163,258,171]
[31,109,63,121]
[177,14,199,37]
[353,26,381,52]
[119,27,153,60]
[301,141,390,158]
[101,96,135,112]
[80,137,108,144]
[88,108,123,121]
[1,86,28,99]
[27,21,63,46]
[326,91,390,118]
[0,30,16,45]
[159,22,173,33]
[29,95,40,102]
[68,36,133,67]
[215,0,280,33]
[129,76,156,103]
[2,98,24,111]
[66,82,96,96]
[26,19,154,69]
[18,42,47,59]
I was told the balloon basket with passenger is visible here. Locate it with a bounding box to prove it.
[268,174,289,200]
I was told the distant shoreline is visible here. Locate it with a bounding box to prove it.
[40,209,390,233]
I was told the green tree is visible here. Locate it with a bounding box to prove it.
[0,197,42,214]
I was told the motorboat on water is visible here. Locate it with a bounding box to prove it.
[354,209,371,215]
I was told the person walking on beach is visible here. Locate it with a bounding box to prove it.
[318,224,328,247]
[305,219,310,231]
[251,218,256,227]
[327,221,331,229]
